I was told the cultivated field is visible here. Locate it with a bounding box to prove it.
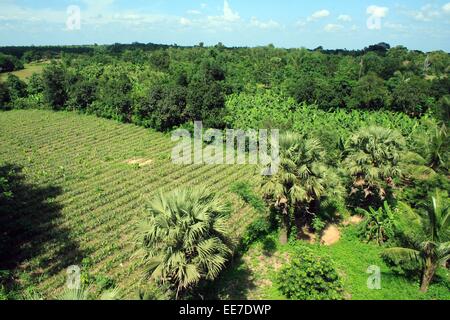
[0,109,260,298]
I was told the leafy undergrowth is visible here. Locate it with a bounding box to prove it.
[0,110,259,299]
[211,226,450,300]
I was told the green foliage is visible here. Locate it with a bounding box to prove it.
[41,62,68,110]
[262,133,344,243]
[349,73,391,110]
[0,172,13,201]
[5,74,27,100]
[58,286,121,300]
[311,217,327,234]
[88,69,132,122]
[0,53,24,73]
[277,247,343,300]
[95,275,115,291]
[240,217,272,252]
[225,90,296,130]
[0,81,10,108]
[27,74,45,95]
[391,76,432,116]
[382,190,450,292]
[357,201,395,245]
[345,126,405,209]
[134,83,188,130]
[136,283,174,300]
[66,77,97,111]
[230,181,266,214]
[136,187,233,298]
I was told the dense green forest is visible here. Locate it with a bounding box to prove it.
[0,42,449,300]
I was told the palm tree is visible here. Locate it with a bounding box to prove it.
[382,190,450,292]
[135,187,232,299]
[411,121,448,173]
[345,126,405,208]
[427,123,448,172]
[261,133,343,244]
[57,287,121,300]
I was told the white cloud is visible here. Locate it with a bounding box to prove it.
[179,17,192,26]
[367,5,389,18]
[307,9,330,21]
[205,0,241,30]
[444,3,450,13]
[250,17,281,30]
[187,10,201,15]
[223,0,240,22]
[296,19,307,28]
[338,14,352,22]
[384,22,407,32]
[411,4,440,22]
[324,23,343,32]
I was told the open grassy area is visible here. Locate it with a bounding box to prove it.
[211,226,450,300]
[0,109,260,299]
[0,61,49,82]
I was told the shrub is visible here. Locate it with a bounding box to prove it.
[277,248,344,300]
[240,217,272,251]
[357,201,395,245]
[27,73,45,95]
[10,94,45,110]
[95,275,115,291]
[311,216,327,234]
[230,181,266,214]
[0,53,23,72]
[5,74,27,100]
[0,82,11,109]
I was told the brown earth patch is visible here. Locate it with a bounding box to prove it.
[321,224,341,246]
[125,158,153,167]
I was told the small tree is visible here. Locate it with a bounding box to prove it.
[262,133,344,244]
[136,187,232,299]
[345,126,405,209]
[41,62,68,110]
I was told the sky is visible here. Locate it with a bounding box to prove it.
[0,0,450,51]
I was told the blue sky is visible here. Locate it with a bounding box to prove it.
[1,0,450,51]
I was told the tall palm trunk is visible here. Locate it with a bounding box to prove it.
[279,207,290,245]
[420,257,437,293]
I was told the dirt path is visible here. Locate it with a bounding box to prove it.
[321,215,364,246]
[321,224,341,246]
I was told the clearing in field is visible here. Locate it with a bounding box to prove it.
[0,61,49,82]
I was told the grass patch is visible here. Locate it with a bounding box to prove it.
[0,61,49,82]
[213,226,450,300]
